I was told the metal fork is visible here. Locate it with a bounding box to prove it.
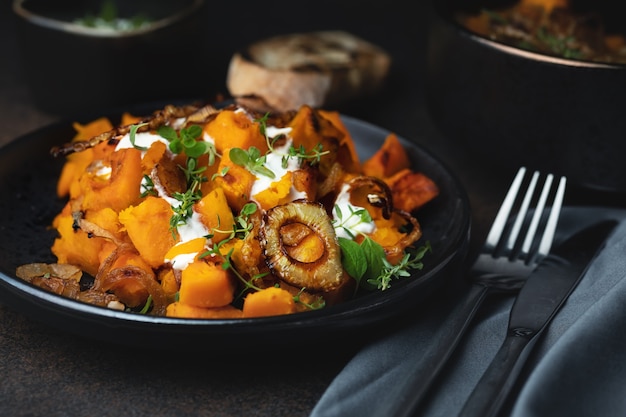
[400,166,567,417]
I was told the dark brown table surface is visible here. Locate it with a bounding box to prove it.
[1,2,621,417]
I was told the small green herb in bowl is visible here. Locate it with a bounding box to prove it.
[74,0,150,32]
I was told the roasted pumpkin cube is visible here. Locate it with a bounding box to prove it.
[118,196,177,269]
[178,260,236,308]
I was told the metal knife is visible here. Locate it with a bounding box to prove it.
[458,219,618,417]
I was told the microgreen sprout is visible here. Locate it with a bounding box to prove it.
[229,147,275,179]
[157,125,218,237]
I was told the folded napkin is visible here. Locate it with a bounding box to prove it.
[310,207,626,417]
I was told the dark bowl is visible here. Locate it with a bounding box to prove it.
[426,0,626,194]
[0,102,470,352]
[12,0,214,118]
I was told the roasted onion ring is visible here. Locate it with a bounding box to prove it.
[261,200,345,292]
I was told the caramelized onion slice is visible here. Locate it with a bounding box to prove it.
[347,176,394,219]
[16,263,83,283]
[383,209,423,261]
[93,244,167,315]
[94,265,168,316]
[261,200,345,292]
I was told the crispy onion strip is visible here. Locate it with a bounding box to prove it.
[383,209,423,261]
[50,103,223,157]
[261,200,345,292]
[93,244,167,315]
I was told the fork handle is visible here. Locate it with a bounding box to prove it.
[394,283,491,417]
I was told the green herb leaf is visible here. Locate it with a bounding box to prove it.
[361,237,386,286]
[129,123,149,151]
[229,147,276,179]
[338,237,367,282]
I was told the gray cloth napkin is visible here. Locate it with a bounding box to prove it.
[310,207,626,417]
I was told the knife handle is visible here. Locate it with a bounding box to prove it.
[395,283,491,417]
[458,331,538,417]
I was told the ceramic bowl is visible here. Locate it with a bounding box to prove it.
[426,0,626,194]
[13,0,211,117]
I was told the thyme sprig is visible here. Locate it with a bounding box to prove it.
[256,113,330,168]
[140,174,157,198]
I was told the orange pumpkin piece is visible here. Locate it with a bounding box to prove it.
[520,0,567,13]
[287,105,342,174]
[253,172,294,211]
[318,109,361,173]
[288,105,342,152]
[214,148,256,212]
[158,269,180,300]
[242,287,297,317]
[203,109,268,155]
[362,133,411,179]
[196,188,236,243]
[178,260,236,308]
[370,220,412,265]
[51,205,113,277]
[166,302,243,319]
[121,112,142,126]
[141,141,168,174]
[85,207,125,242]
[386,169,440,212]
[164,237,207,263]
[72,117,114,141]
[118,196,177,269]
[57,118,117,198]
[80,148,144,212]
[292,167,317,200]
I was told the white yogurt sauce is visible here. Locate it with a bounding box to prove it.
[250,133,307,201]
[115,131,169,153]
[332,183,376,240]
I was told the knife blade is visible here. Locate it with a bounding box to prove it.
[458,219,618,417]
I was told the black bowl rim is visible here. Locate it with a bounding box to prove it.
[431,0,626,70]
[12,0,205,38]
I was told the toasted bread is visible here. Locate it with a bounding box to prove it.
[226,30,391,112]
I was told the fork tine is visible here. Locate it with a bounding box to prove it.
[506,170,539,250]
[484,167,527,249]
[536,175,567,257]
[519,173,553,254]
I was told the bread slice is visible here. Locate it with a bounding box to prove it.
[226,30,391,112]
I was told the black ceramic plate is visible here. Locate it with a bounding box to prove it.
[0,105,470,352]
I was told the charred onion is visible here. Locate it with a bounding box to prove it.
[261,200,345,292]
